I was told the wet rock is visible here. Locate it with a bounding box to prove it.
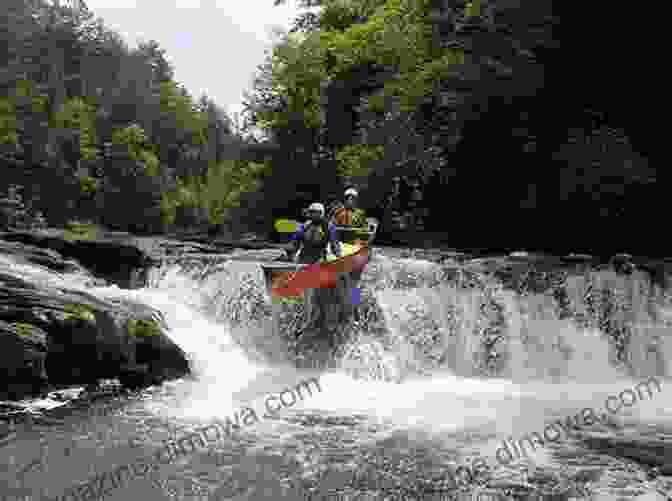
[634,491,669,501]
[0,256,189,400]
[611,253,636,274]
[0,319,48,399]
[563,253,595,262]
[0,230,157,288]
[577,432,672,476]
[0,239,93,276]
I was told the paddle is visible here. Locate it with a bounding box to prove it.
[271,218,305,266]
[275,218,378,235]
[274,219,301,233]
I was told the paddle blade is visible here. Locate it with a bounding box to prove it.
[274,219,300,233]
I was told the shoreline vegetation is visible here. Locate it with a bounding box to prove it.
[1,0,661,258]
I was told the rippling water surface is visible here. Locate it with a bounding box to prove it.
[2,249,671,500]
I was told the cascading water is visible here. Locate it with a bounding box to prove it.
[2,247,671,500]
[146,249,672,448]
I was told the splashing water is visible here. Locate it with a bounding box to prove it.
[3,248,672,501]
[144,251,672,461]
[10,243,663,444]
[9,248,671,452]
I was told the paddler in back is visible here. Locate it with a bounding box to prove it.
[332,188,367,229]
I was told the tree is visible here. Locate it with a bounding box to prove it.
[136,40,174,86]
[1,0,266,235]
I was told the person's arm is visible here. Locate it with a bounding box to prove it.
[287,224,305,260]
[327,202,342,223]
[331,207,343,226]
[328,223,342,257]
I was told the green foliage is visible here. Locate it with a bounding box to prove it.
[159,193,179,227]
[382,48,466,114]
[249,0,465,186]
[315,0,467,114]
[63,221,100,241]
[137,149,161,177]
[53,97,99,161]
[1,0,263,235]
[316,0,376,31]
[23,83,48,114]
[213,159,266,210]
[253,33,328,131]
[126,318,161,338]
[268,0,464,118]
[160,159,265,226]
[464,0,481,19]
[320,0,434,76]
[111,123,160,176]
[62,303,96,323]
[336,144,384,177]
[111,123,147,156]
[1,80,49,145]
[157,81,208,146]
[0,97,18,145]
[13,322,35,338]
[78,175,99,196]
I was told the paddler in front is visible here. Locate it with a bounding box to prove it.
[286,202,343,339]
[287,203,342,265]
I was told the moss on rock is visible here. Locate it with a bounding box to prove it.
[127,318,162,338]
[63,303,97,323]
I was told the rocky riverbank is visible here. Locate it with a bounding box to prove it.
[0,226,287,407]
[0,229,194,406]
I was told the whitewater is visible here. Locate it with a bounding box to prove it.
[1,248,671,500]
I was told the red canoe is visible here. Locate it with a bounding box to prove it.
[262,245,371,298]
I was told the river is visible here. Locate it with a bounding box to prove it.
[1,247,671,500]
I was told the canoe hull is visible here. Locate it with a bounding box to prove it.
[263,218,378,299]
[262,245,371,298]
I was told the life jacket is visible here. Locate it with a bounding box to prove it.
[334,207,366,228]
[299,220,331,263]
[303,220,328,246]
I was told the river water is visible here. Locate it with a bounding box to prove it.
[1,247,671,500]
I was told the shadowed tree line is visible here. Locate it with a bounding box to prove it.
[243,0,658,256]
[1,0,660,255]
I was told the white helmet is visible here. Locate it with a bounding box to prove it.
[307,202,325,215]
[344,188,358,197]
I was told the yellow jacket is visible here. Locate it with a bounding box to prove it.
[333,207,367,228]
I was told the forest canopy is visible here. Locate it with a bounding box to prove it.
[1,0,659,254]
[1,0,265,234]
[241,0,656,253]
